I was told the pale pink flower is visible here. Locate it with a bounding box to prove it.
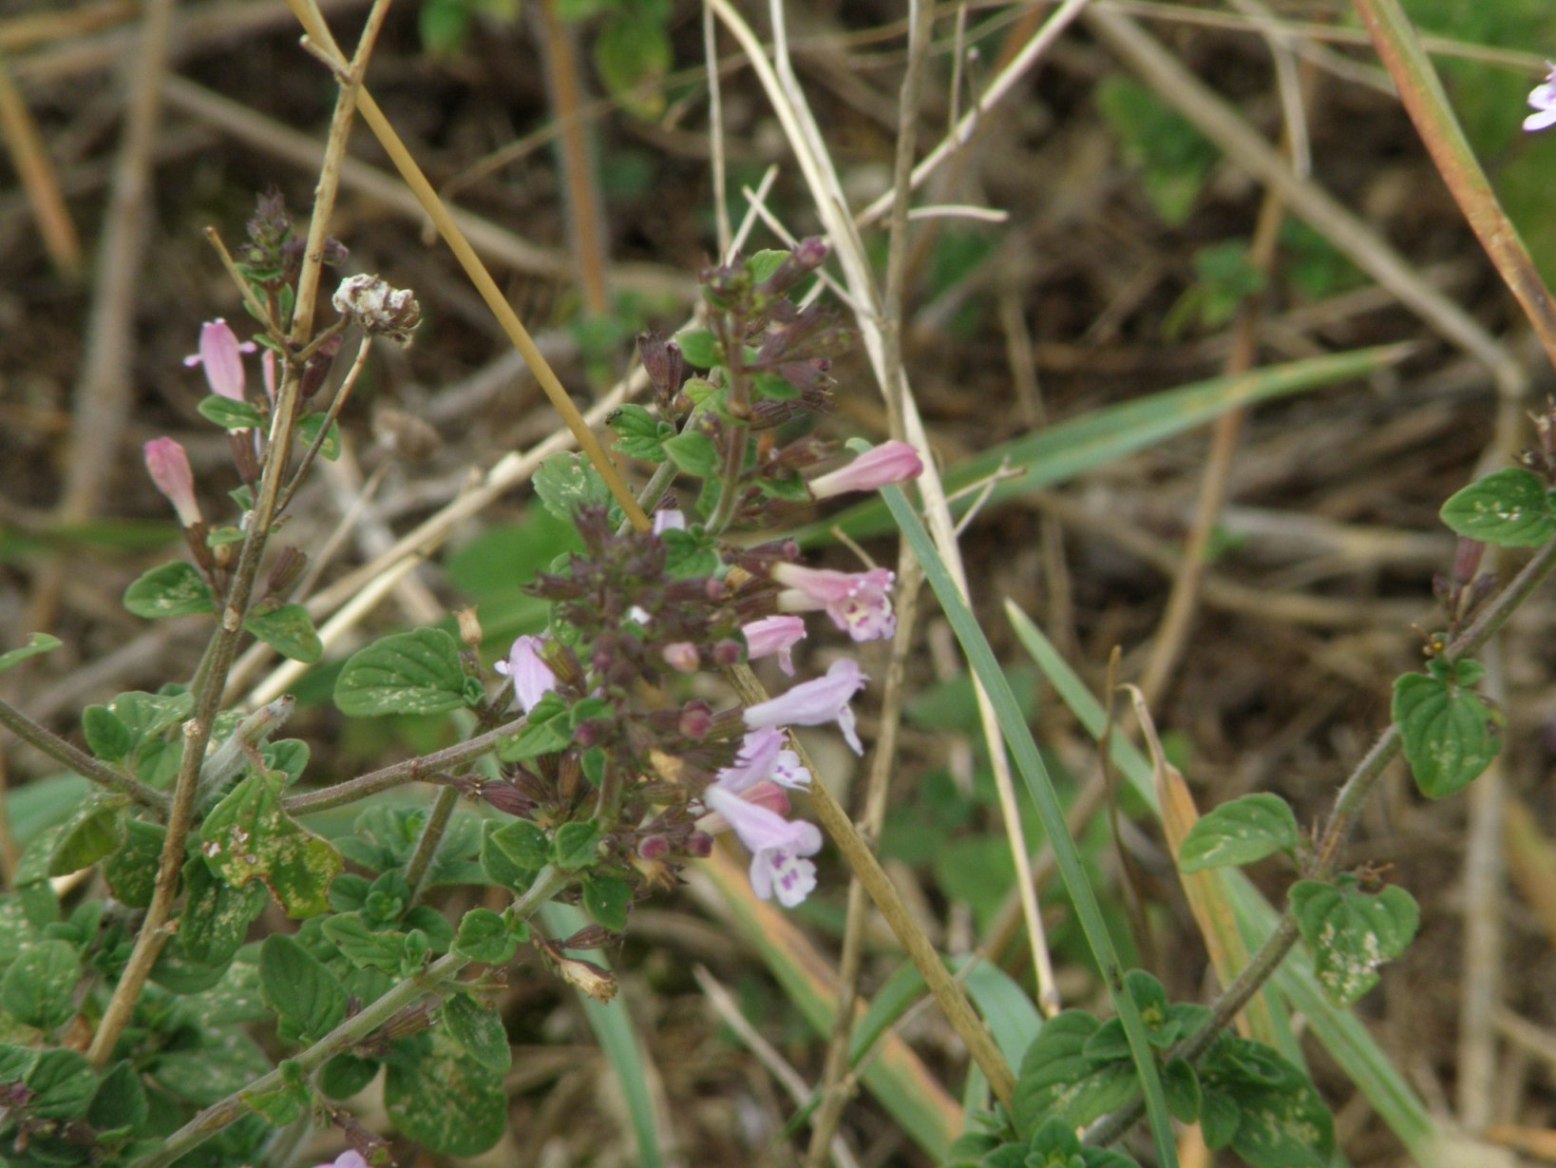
[716,727,811,795]
[773,563,896,642]
[742,615,807,675]
[743,658,867,754]
[184,319,256,402]
[807,441,923,500]
[312,1154,368,1168]
[651,509,686,534]
[662,641,699,672]
[494,635,556,712]
[703,783,822,907]
[1527,63,1556,132]
[143,438,201,527]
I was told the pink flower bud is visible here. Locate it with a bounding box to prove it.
[184,319,256,402]
[663,642,700,673]
[494,635,557,713]
[807,441,923,500]
[143,438,202,527]
[742,615,807,675]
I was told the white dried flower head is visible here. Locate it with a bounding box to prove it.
[332,273,422,345]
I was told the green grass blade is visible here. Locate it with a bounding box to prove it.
[882,485,1179,1168]
[1005,604,1436,1158]
[541,903,665,1168]
[797,344,1409,547]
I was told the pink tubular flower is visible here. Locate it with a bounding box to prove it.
[716,727,812,795]
[184,319,256,402]
[742,615,807,675]
[1527,63,1556,132]
[494,635,557,712]
[743,657,867,754]
[703,783,822,907]
[772,563,896,642]
[807,441,923,500]
[651,509,686,534]
[143,438,202,527]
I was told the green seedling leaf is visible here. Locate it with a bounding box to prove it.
[105,819,165,908]
[1178,793,1301,872]
[552,821,602,871]
[385,1032,506,1156]
[1,940,80,1030]
[673,328,719,368]
[454,908,520,965]
[123,562,217,619]
[25,1049,97,1120]
[1012,1011,1140,1136]
[444,992,512,1072]
[746,249,790,286]
[244,603,323,664]
[497,691,573,761]
[0,632,61,675]
[1162,1058,1201,1124]
[490,819,548,869]
[662,431,719,478]
[334,628,470,717]
[48,796,128,875]
[1290,876,1419,1007]
[202,771,343,918]
[582,874,631,932]
[480,822,542,894]
[259,934,348,1044]
[197,395,264,431]
[1440,467,1556,547]
[82,705,133,763]
[1392,671,1501,798]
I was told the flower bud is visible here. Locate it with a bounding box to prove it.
[143,438,202,527]
[808,441,924,500]
[184,319,256,402]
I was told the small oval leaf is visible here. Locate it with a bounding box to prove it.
[123,563,217,619]
[1178,793,1300,872]
[1290,876,1419,1007]
[334,628,469,717]
[1392,672,1501,798]
[1440,467,1556,547]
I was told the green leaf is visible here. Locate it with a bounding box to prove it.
[82,705,133,763]
[180,857,268,965]
[1,940,80,1029]
[202,771,343,918]
[151,1029,271,1107]
[334,628,470,717]
[296,414,342,461]
[0,632,61,675]
[746,249,790,286]
[244,602,323,664]
[320,1053,380,1100]
[660,527,721,579]
[582,874,632,931]
[25,1048,97,1120]
[673,328,719,368]
[497,691,572,761]
[1439,466,1556,547]
[533,451,621,527]
[608,403,673,462]
[385,1031,506,1155]
[89,1060,149,1134]
[105,819,165,908]
[321,913,410,974]
[259,934,348,1045]
[1178,793,1301,872]
[594,11,671,120]
[552,821,602,871]
[242,1071,310,1127]
[1162,1058,1201,1124]
[444,992,512,1072]
[454,908,520,965]
[197,394,264,431]
[1290,876,1419,1007]
[662,431,719,478]
[1012,1011,1140,1135]
[490,819,549,869]
[123,562,217,619]
[1392,671,1501,798]
[1201,1037,1334,1168]
[48,796,128,875]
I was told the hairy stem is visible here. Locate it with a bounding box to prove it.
[0,697,167,813]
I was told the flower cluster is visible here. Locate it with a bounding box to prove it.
[485,433,920,911]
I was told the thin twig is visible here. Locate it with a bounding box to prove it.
[0,696,168,813]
